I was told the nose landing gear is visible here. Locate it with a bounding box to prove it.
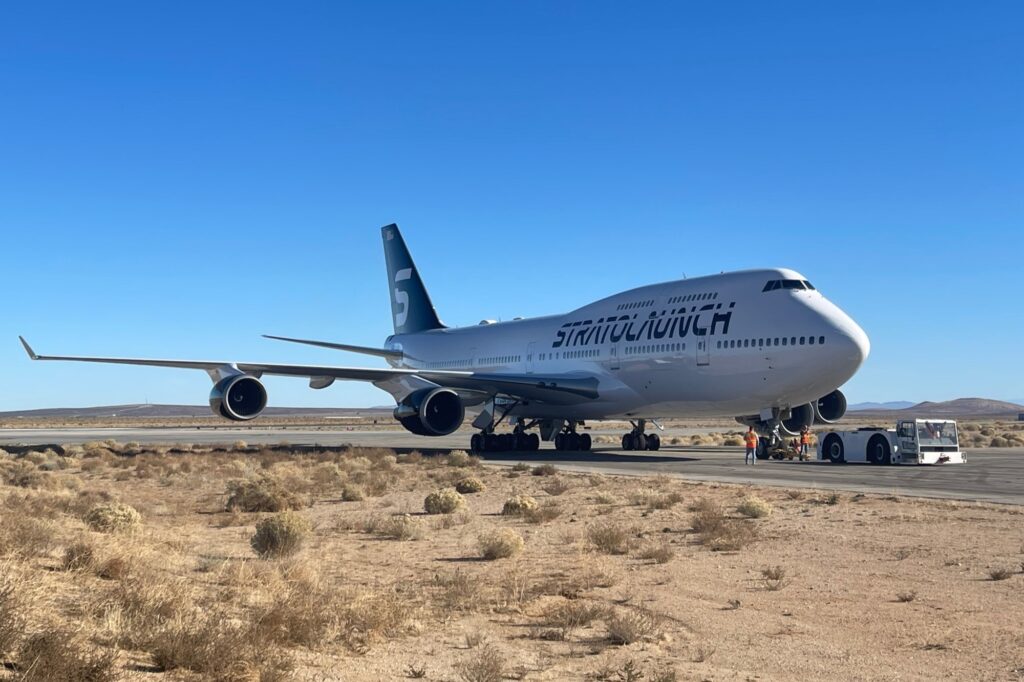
[621,419,661,451]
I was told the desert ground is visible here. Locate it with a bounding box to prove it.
[1,441,1022,681]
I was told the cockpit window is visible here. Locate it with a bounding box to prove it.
[763,279,815,292]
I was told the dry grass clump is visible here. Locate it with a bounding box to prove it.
[531,464,558,477]
[1,460,46,489]
[540,600,609,640]
[988,566,1014,581]
[84,502,142,533]
[637,541,675,564]
[341,483,365,501]
[376,514,424,541]
[501,495,538,516]
[691,500,757,551]
[433,569,484,613]
[424,488,467,514]
[447,450,479,468]
[251,511,312,559]
[896,591,918,603]
[0,515,56,558]
[16,630,119,682]
[633,490,684,510]
[523,503,562,524]
[148,612,293,678]
[737,496,773,519]
[456,477,487,494]
[761,565,791,591]
[541,478,572,496]
[61,540,97,572]
[478,528,525,560]
[457,643,505,682]
[606,607,662,645]
[225,476,309,512]
[511,462,531,472]
[0,569,28,659]
[587,521,637,555]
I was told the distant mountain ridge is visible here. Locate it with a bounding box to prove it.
[852,398,1024,418]
[849,401,916,411]
[0,404,391,419]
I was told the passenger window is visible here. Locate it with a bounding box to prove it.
[799,337,805,345]
[782,338,787,346]
[790,337,796,345]
[808,337,814,345]
[819,336,825,344]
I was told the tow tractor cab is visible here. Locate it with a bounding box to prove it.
[818,419,965,465]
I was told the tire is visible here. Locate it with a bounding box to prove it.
[756,436,771,460]
[470,433,482,453]
[528,433,540,451]
[483,434,497,452]
[567,433,581,451]
[622,434,633,451]
[555,433,565,451]
[635,434,648,451]
[647,433,661,451]
[867,435,891,465]
[580,433,592,451]
[824,434,845,463]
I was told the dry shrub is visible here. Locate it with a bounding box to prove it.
[478,529,525,560]
[251,511,312,559]
[511,462,531,472]
[457,644,505,682]
[424,489,466,515]
[637,541,675,564]
[339,587,417,651]
[447,451,478,468]
[542,478,572,496]
[531,464,558,477]
[541,600,608,640]
[606,607,662,645]
[0,515,55,558]
[433,569,484,612]
[501,495,538,516]
[988,566,1014,581]
[97,555,132,581]
[645,491,684,510]
[2,460,45,488]
[250,579,340,648]
[593,491,619,505]
[587,521,636,555]
[16,630,119,682]
[149,612,292,678]
[456,477,486,494]
[737,496,773,519]
[761,565,790,591]
[691,501,757,550]
[62,540,97,572]
[896,591,917,603]
[85,502,142,533]
[397,451,423,465]
[225,477,308,513]
[523,503,562,524]
[376,514,424,541]
[0,568,28,658]
[341,483,366,501]
[432,511,473,530]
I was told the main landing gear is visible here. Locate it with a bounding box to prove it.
[554,423,591,452]
[621,419,661,451]
[470,430,540,453]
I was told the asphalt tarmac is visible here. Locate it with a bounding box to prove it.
[2,427,1020,505]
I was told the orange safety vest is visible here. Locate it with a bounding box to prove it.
[744,432,758,448]
[800,432,810,445]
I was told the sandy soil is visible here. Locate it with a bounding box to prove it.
[1,443,1022,681]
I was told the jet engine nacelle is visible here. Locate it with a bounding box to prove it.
[780,403,815,436]
[813,389,847,425]
[209,375,268,421]
[393,388,465,436]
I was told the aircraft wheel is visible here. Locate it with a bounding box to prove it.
[567,432,581,451]
[554,433,565,451]
[756,436,772,460]
[647,434,661,451]
[580,433,592,451]
[470,433,483,453]
[635,434,648,451]
[622,434,633,451]
[528,433,540,451]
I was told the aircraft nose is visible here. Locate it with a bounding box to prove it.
[828,312,870,371]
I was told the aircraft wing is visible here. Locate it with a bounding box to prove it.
[18,337,598,403]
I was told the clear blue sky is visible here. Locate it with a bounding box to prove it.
[2,2,1021,411]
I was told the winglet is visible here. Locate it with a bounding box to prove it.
[19,336,39,360]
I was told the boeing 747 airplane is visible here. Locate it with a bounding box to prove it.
[20,224,869,456]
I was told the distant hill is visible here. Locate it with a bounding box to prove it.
[0,404,392,419]
[895,398,1024,418]
[849,401,915,411]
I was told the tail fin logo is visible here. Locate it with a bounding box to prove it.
[393,268,412,329]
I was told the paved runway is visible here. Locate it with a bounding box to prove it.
[2,427,1021,505]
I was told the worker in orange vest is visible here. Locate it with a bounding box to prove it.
[800,426,811,459]
[744,427,759,465]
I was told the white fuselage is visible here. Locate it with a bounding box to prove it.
[380,268,869,421]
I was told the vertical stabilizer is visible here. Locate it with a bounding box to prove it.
[381,224,445,335]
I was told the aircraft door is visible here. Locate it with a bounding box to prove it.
[609,344,620,370]
[696,337,710,366]
[526,342,535,374]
